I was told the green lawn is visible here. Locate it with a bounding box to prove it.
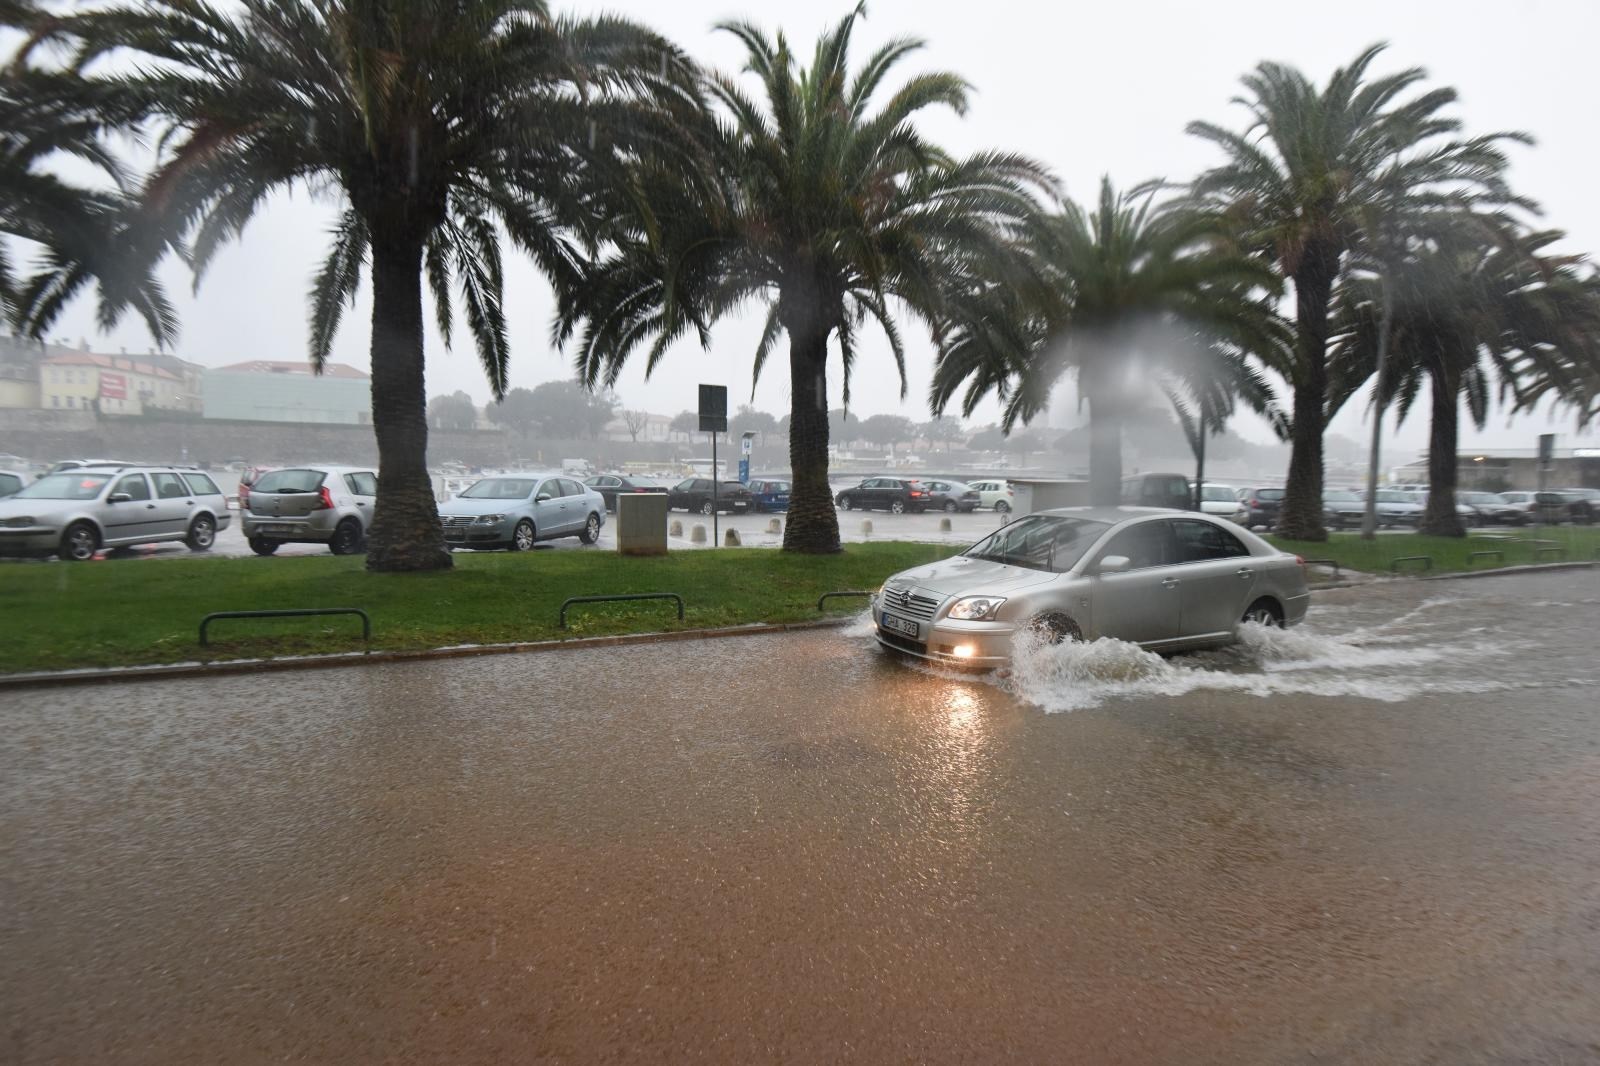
[1268,526,1600,576]
[0,543,960,675]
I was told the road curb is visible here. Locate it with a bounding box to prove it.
[0,617,861,691]
[1422,561,1598,581]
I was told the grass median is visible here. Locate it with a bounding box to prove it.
[0,542,961,675]
[1268,525,1600,576]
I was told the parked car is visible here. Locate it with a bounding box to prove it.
[240,465,377,555]
[439,473,606,549]
[1321,489,1366,530]
[1457,491,1524,526]
[668,478,753,515]
[834,477,931,514]
[0,469,27,497]
[1237,487,1284,530]
[1366,489,1424,527]
[1120,473,1192,509]
[1197,483,1246,522]
[0,465,231,560]
[872,507,1310,668]
[921,479,982,513]
[967,479,1014,513]
[1531,490,1595,525]
[746,478,792,513]
[46,458,140,475]
[583,474,669,512]
[236,464,273,509]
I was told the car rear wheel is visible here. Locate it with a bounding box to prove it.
[1027,612,1082,644]
[511,519,536,552]
[248,536,279,556]
[579,513,601,544]
[185,514,216,551]
[943,500,958,513]
[329,518,364,555]
[1242,599,1284,628]
[838,496,852,510]
[890,500,906,515]
[59,521,99,561]
[699,500,715,516]
[995,500,1011,514]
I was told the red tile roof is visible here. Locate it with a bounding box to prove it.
[43,352,179,381]
[214,360,369,379]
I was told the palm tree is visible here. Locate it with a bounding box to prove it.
[1163,341,1281,510]
[557,4,1050,553]
[1189,44,1524,541]
[1329,219,1600,535]
[38,0,694,570]
[930,178,1287,506]
[2,4,175,342]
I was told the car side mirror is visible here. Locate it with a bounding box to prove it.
[1097,555,1131,574]
[108,493,131,504]
[536,493,552,503]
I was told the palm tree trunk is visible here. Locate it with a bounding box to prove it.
[1278,249,1339,541]
[1193,426,1205,511]
[1085,366,1122,506]
[365,224,451,572]
[1419,362,1464,537]
[783,325,841,554]
[1360,277,1394,540]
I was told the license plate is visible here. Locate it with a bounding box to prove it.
[880,612,919,638]
[261,524,296,534]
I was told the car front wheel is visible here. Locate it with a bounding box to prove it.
[943,501,958,513]
[186,514,216,551]
[59,521,99,561]
[838,496,852,510]
[995,500,1011,514]
[511,519,536,551]
[579,513,601,544]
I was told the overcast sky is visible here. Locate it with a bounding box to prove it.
[41,0,1600,458]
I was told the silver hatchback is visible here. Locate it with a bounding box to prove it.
[0,465,232,560]
[240,466,376,555]
[874,507,1310,668]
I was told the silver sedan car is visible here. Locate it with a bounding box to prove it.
[874,506,1310,668]
[438,473,606,550]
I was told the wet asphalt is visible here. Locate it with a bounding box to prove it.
[2,570,1598,1064]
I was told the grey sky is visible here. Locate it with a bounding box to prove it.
[46,0,1600,457]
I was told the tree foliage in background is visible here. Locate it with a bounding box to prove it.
[557,4,1050,552]
[857,413,917,448]
[1188,43,1525,540]
[428,391,479,431]
[932,178,1286,505]
[620,408,650,442]
[26,0,698,571]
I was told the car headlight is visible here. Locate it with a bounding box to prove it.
[946,595,1007,621]
[474,514,505,524]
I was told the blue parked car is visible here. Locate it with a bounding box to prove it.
[747,478,791,513]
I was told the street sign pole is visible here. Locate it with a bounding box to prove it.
[711,430,718,546]
[699,384,728,548]
[1537,433,1555,528]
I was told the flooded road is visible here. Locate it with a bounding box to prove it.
[3,570,1599,1064]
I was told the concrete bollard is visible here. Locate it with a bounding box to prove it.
[724,528,741,546]
[860,520,873,537]
[690,524,707,544]
[670,519,684,538]
[767,518,782,534]
[940,517,952,532]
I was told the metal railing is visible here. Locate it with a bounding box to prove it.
[1466,550,1504,567]
[559,593,683,628]
[817,590,874,611]
[200,608,370,647]
[1301,558,1342,578]
[1389,555,1433,573]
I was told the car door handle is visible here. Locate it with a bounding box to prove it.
[145,503,156,510]
[1236,567,1254,578]
[1161,577,1180,588]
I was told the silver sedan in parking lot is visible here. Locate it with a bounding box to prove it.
[873,506,1310,668]
[438,473,606,549]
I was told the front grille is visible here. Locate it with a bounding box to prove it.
[881,584,940,620]
[876,628,927,656]
[440,516,472,528]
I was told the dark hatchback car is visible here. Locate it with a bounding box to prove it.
[584,474,668,512]
[747,478,791,512]
[1238,487,1284,530]
[834,477,931,514]
[668,478,753,515]
[1534,490,1595,525]
[921,479,981,513]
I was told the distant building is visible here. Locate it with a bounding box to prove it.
[40,351,187,415]
[1392,442,1600,491]
[202,361,370,424]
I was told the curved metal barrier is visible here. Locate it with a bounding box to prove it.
[200,608,371,647]
[1389,556,1433,573]
[559,593,683,628]
[817,590,873,611]
[1466,550,1504,567]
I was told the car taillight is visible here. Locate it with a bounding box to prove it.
[1006,489,1014,496]
[314,486,334,510]
[1295,555,1305,567]
[238,485,249,504]
[910,491,924,498]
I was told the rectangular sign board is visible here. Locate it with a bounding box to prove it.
[699,384,727,433]
[1539,433,1555,466]
[99,373,127,400]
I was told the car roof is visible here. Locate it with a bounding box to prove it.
[1035,505,1195,523]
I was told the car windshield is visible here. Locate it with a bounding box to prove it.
[762,481,790,492]
[1324,491,1360,502]
[1255,488,1285,501]
[1202,486,1235,501]
[1375,491,1411,503]
[963,515,1110,573]
[13,472,113,500]
[460,478,536,500]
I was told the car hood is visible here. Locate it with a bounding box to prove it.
[888,554,1063,597]
[0,497,79,521]
[440,496,531,516]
